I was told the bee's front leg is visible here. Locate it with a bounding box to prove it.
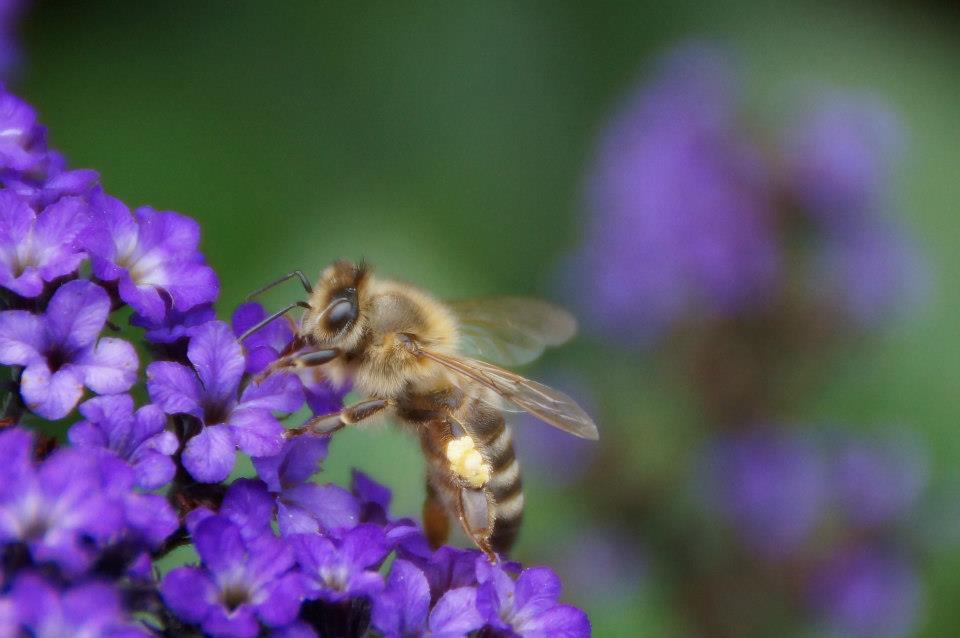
[285,397,392,438]
[254,347,341,383]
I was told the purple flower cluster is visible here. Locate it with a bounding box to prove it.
[0,84,590,637]
[695,426,927,637]
[156,465,588,637]
[568,43,924,342]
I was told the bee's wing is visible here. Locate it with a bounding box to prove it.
[448,297,578,367]
[419,349,599,440]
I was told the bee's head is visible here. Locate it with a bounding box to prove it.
[302,260,371,349]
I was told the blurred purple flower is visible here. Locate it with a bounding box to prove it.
[814,219,927,326]
[7,573,148,638]
[146,320,302,482]
[552,526,647,600]
[476,558,590,637]
[831,430,928,528]
[0,279,138,419]
[292,524,391,603]
[0,0,25,80]
[783,93,902,227]
[253,436,360,536]
[232,301,348,413]
[513,371,596,485]
[0,191,89,298]
[569,43,777,341]
[68,394,177,490]
[0,428,123,574]
[372,559,484,638]
[810,546,922,638]
[698,428,827,558]
[82,192,218,323]
[162,515,304,638]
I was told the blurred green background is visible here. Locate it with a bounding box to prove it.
[17,1,960,636]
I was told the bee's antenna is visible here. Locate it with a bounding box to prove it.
[238,301,311,342]
[246,270,313,301]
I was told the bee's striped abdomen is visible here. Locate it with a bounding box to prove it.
[464,398,524,554]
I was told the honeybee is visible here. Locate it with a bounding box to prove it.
[242,261,598,559]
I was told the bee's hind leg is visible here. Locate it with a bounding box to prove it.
[456,487,497,562]
[286,397,391,438]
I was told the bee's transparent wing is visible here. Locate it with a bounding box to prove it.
[448,297,577,367]
[419,349,598,440]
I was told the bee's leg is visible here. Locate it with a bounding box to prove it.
[456,487,496,562]
[423,480,451,550]
[255,347,341,382]
[286,397,391,437]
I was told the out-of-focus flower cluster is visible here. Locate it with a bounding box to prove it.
[0,86,590,637]
[567,43,924,343]
[697,427,926,637]
[558,40,941,638]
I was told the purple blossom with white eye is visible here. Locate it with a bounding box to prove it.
[292,524,391,603]
[67,394,177,490]
[161,515,305,638]
[0,191,89,298]
[7,573,149,638]
[697,429,827,558]
[232,301,348,413]
[0,279,138,419]
[146,320,303,482]
[475,558,590,638]
[810,546,922,638]
[567,43,777,341]
[81,192,218,323]
[372,559,484,638]
[253,435,360,536]
[0,428,124,575]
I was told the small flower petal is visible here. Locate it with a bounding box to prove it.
[183,424,237,483]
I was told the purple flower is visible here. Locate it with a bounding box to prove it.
[0,0,25,80]
[0,191,90,298]
[831,430,928,528]
[476,558,590,638]
[0,279,138,419]
[697,429,827,558]
[253,436,360,536]
[147,320,302,482]
[7,573,148,638]
[162,515,304,638]
[292,524,391,602]
[232,301,348,413]
[372,559,484,638]
[568,43,776,341]
[130,302,216,345]
[0,88,43,172]
[814,219,927,326]
[0,428,124,574]
[67,394,177,490]
[82,192,218,322]
[513,372,596,485]
[232,301,296,375]
[783,93,902,227]
[810,547,921,638]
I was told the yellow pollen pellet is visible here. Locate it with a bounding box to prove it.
[445,436,492,488]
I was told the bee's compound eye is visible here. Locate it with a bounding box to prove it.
[326,297,357,332]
